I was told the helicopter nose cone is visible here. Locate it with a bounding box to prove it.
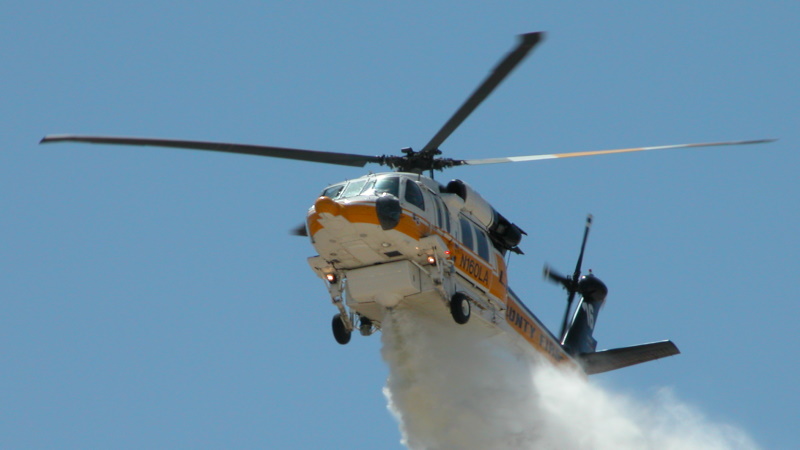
[376,194,402,230]
[314,196,342,216]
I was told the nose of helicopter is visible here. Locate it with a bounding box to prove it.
[312,194,402,231]
[314,196,342,216]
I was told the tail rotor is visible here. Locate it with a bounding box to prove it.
[544,214,593,343]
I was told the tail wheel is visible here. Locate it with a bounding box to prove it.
[450,293,471,325]
[332,313,352,345]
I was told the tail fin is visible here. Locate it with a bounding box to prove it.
[578,341,680,375]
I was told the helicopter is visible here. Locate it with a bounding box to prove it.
[40,32,774,375]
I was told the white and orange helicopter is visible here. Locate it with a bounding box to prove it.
[40,32,773,374]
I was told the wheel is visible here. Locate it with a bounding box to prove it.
[332,313,352,345]
[450,293,471,325]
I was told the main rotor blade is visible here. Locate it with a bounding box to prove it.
[420,32,545,154]
[457,138,777,166]
[40,135,385,168]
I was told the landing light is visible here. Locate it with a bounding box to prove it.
[427,255,436,265]
[325,273,338,283]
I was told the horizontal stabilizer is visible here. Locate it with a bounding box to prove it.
[578,340,679,375]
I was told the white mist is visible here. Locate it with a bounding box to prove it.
[381,308,757,450]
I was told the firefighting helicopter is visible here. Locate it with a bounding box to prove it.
[40,32,774,374]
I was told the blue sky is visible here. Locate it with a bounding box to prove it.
[3,2,798,448]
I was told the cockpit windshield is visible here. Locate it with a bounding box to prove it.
[320,176,400,200]
[339,179,368,198]
[361,176,399,197]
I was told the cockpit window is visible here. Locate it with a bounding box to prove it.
[371,177,400,197]
[362,176,399,197]
[339,179,368,198]
[321,183,345,199]
[323,176,400,201]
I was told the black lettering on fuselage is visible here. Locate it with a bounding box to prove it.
[506,299,567,363]
[507,304,536,340]
[458,253,490,284]
[539,331,565,362]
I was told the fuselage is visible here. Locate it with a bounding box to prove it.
[305,171,578,369]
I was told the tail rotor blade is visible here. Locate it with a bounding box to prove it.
[572,215,593,282]
[559,291,577,342]
[545,264,578,340]
[545,215,594,342]
[544,264,570,288]
[290,223,308,236]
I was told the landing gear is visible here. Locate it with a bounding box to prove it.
[450,292,471,324]
[325,273,377,343]
[359,316,374,336]
[332,313,352,345]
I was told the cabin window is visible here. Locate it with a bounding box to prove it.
[405,180,425,210]
[459,217,473,250]
[475,228,490,262]
[443,201,450,233]
[435,197,451,233]
[435,198,444,229]
[362,176,399,197]
[321,183,345,199]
